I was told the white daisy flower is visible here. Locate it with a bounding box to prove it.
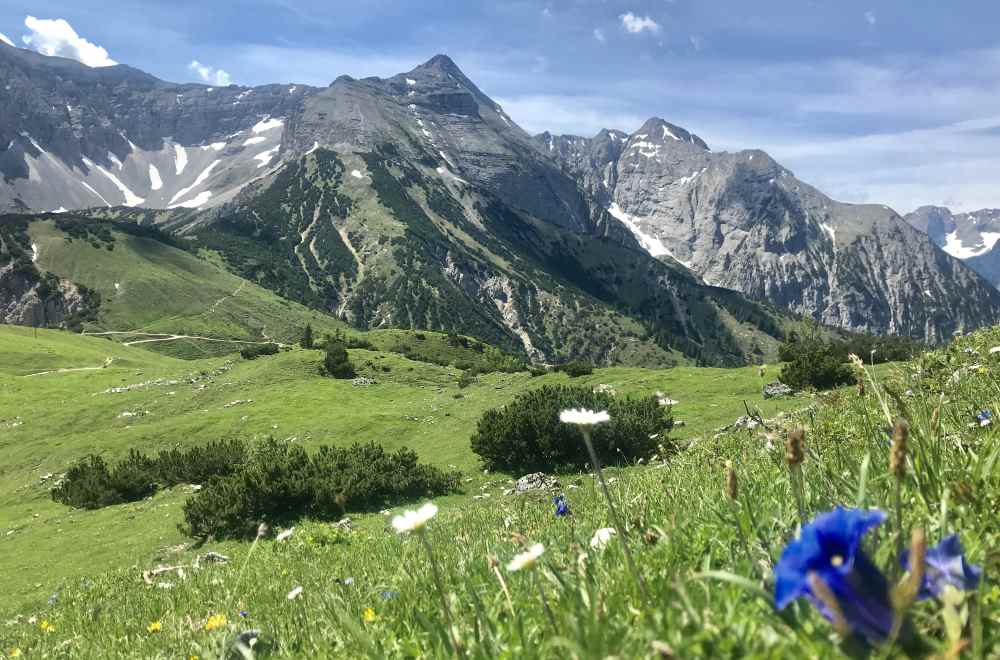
[990,346,1000,354]
[391,502,438,533]
[559,408,610,426]
[590,527,617,550]
[286,585,303,600]
[506,543,545,572]
[275,527,294,542]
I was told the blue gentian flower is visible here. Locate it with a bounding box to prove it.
[775,507,894,644]
[901,534,982,600]
[239,610,249,618]
[976,409,992,427]
[553,495,571,517]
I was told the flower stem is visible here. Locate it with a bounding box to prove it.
[790,464,806,525]
[418,529,464,658]
[893,478,904,580]
[535,569,558,634]
[581,428,649,602]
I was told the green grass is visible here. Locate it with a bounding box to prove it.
[0,325,808,618]
[1,324,996,658]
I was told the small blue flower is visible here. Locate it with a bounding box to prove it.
[379,590,400,601]
[239,610,249,618]
[901,534,982,600]
[553,495,571,517]
[976,409,992,427]
[775,507,894,644]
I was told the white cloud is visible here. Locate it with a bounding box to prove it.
[864,11,877,25]
[689,35,705,52]
[593,28,606,43]
[189,60,232,86]
[0,32,13,47]
[542,7,552,18]
[20,16,116,67]
[620,12,661,35]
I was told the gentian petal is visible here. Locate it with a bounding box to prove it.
[903,534,982,599]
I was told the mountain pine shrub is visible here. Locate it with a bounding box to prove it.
[51,439,248,509]
[778,338,856,390]
[555,361,594,377]
[471,385,671,473]
[322,340,356,378]
[240,343,280,360]
[181,439,459,539]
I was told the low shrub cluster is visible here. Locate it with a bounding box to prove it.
[554,361,594,377]
[240,343,280,360]
[182,439,460,539]
[471,385,671,473]
[51,439,247,509]
[322,340,356,378]
[53,438,460,540]
[325,329,375,350]
[778,336,856,390]
[779,329,924,367]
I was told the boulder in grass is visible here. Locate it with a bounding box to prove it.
[510,472,561,495]
[763,381,794,398]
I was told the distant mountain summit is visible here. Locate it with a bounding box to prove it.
[539,122,1000,342]
[905,206,1000,287]
[2,43,999,351]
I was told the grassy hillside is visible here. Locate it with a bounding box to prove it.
[25,218,352,358]
[0,325,807,618]
[2,325,996,657]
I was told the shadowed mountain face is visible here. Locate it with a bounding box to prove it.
[905,206,1000,288]
[539,121,1000,342]
[1,42,998,355]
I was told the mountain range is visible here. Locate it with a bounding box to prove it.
[2,41,999,364]
[905,206,1000,288]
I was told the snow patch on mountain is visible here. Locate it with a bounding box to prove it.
[169,190,212,209]
[79,181,111,207]
[84,157,144,206]
[254,146,279,168]
[169,160,220,205]
[252,117,283,134]
[943,230,1000,259]
[148,164,162,191]
[607,203,670,258]
[173,144,188,175]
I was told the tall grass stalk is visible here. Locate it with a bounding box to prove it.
[580,427,649,603]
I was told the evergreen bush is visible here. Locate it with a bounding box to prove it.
[470,385,671,473]
[181,440,459,539]
[322,340,356,378]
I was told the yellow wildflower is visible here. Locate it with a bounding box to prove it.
[362,607,377,623]
[147,620,163,633]
[9,649,23,658]
[203,614,228,631]
[39,619,56,633]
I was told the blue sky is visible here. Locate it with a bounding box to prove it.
[2,1,999,213]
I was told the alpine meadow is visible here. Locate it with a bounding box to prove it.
[0,3,998,659]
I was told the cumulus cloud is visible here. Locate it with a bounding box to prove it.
[189,60,232,86]
[0,32,13,47]
[20,16,116,67]
[864,11,877,25]
[593,28,606,43]
[620,12,660,34]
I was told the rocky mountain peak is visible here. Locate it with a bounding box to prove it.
[631,117,709,151]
